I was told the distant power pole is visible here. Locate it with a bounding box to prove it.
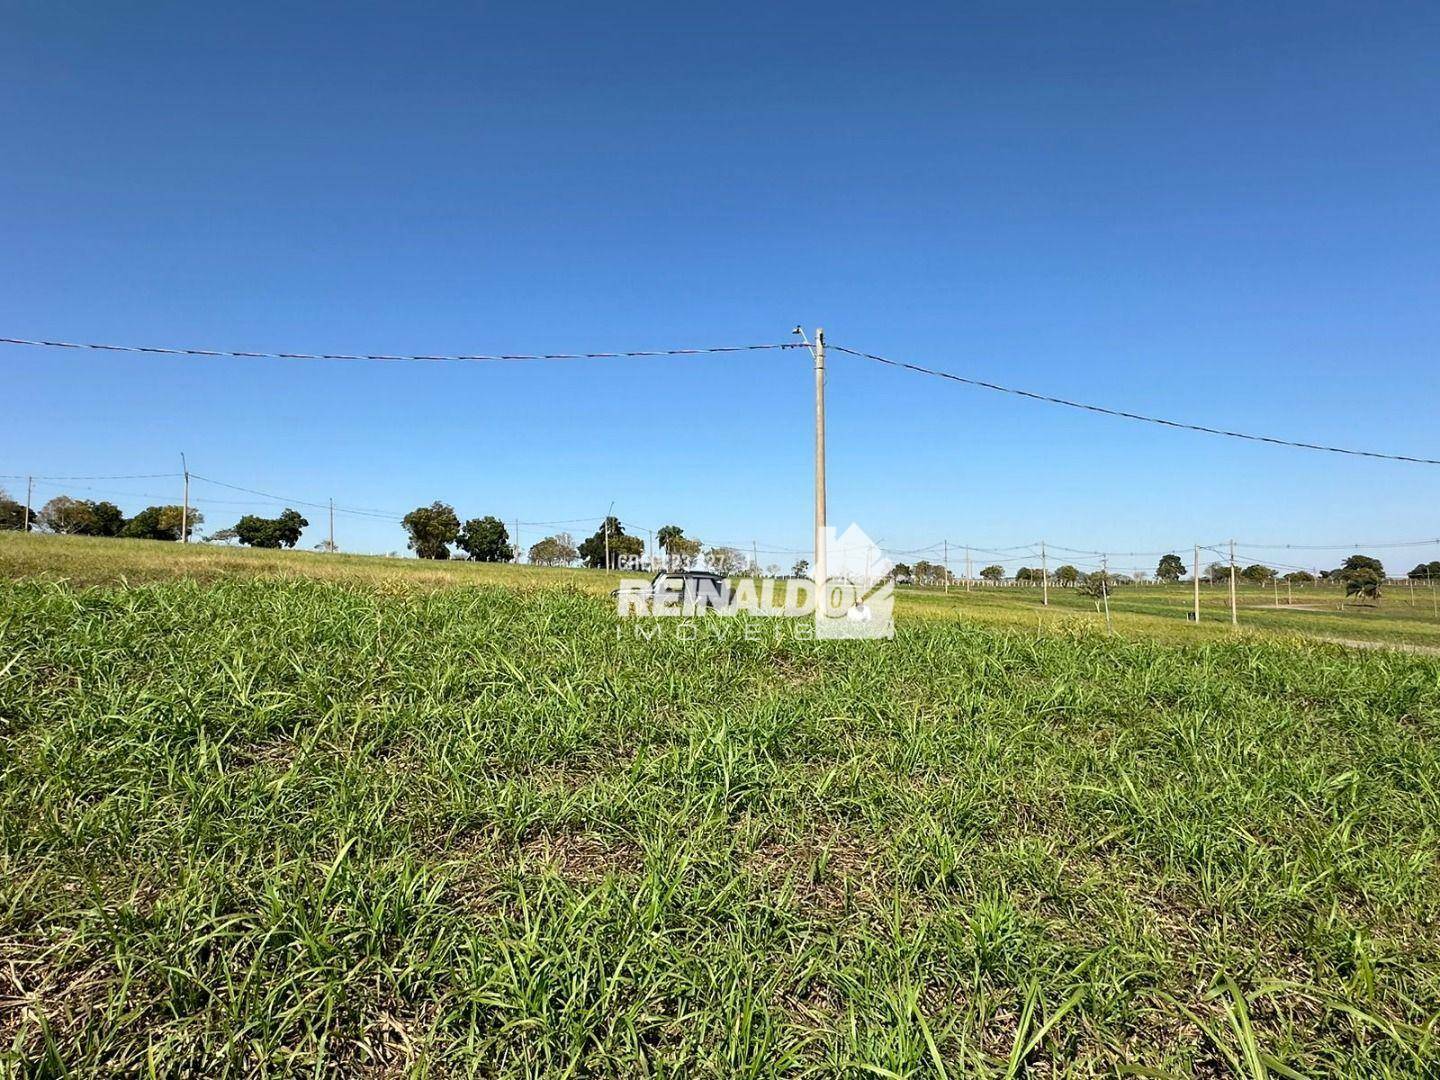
[1040,541,1049,606]
[943,539,949,594]
[965,546,972,592]
[752,540,759,577]
[329,499,335,553]
[1228,539,1238,627]
[24,476,33,532]
[514,518,520,563]
[181,453,189,543]
[813,328,827,599]
[1101,554,1113,633]
[1193,544,1201,623]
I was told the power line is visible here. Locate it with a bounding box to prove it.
[0,336,803,364]
[828,343,1440,466]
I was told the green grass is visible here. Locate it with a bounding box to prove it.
[2,535,1439,1075]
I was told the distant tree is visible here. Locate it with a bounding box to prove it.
[0,492,29,531]
[402,502,460,560]
[1053,564,1079,586]
[1241,564,1276,584]
[1338,554,1384,579]
[765,563,781,577]
[207,528,240,545]
[1408,561,1440,580]
[84,501,127,537]
[669,536,701,569]
[1207,562,1230,585]
[791,558,809,578]
[121,505,201,541]
[235,509,308,549]
[314,539,338,553]
[579,516,623,569]
[912,560,946,587]
[1078,570,1111,599]
[1343,567,1383,602]
[528,532,578,566]
[1281,570,1314,584]
[457,516,514,562]
[888,561,913,583]
[1014,567,1034,582]
[979,564,1004,582]
[38,496,96,535]
[706,546,744,574]
[656,525,687,566]
[1156,554,1185,582]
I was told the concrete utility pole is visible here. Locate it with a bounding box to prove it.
[181,453,189,543]
[965,546,972,592]
[1229,539,1238,627]
[752,540,759,577]
[329,499,335,553]
[514,518,520,564]
[943,539,949,594]
[604,500,613,570]
[1193,544,1201,623]
[812,328,827,606]
[1101,554,1113,633]
[24,476,33,532]
[1040,541,1049,606]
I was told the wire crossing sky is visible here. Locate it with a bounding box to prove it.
[4,2,1438,562]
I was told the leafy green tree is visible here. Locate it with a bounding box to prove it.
[1343,567,1382,602]
[656,525,688,566]
[1156,554,1185,582]
[402,502,460,560]
[235,509,309,549]
[207,528,240,545]
[669,536,701,569]
[457,516,514,562]
[0,492,29,530]
[38,496,96,535]
[1078,570,1111,598]
[1207,562,1230,585]
[84,501,126,537]
[577,517,643,569]
[1241,564,1276,584]
[1282,570,1315,584]
[1053,564,1079,586]
[1338,554,1384,579]
[887,562,913,583]
[121,505,201,541]
[1014,567,1034,582]
[528,533,578,566]
[979,564,1004,582]
[791,559,809,577]
[706,546,744,574]
[1409,561,1440,580]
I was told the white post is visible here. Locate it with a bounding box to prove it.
[943,539,949,594]
[1040,541,1049,606]
[181,453,189,543]
[24,476,33,532]
[1229,539,1238,627]
[1193,544,1201,623]
[1101,554,1112,633]
[813,328,827,608]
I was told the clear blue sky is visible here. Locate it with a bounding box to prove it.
[4,2,1438,575]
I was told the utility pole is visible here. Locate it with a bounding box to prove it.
[965,546,972,592]
[23,476,33,532]
[752,540,759,578]
[1192,544,1201,623]
[1287,578,1292,606]
[1040,541,1049,606]
[1273,577,1279,607]
[514,518,520,564]
[1101,554,1112,633]
[943,539,949,594]
[604,500,613,571]
[1228,539,1238,627]
[812,328,827,608]
[329,499,335,553]
[181,453,190,543]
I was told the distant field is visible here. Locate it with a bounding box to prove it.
[2,534,1439,1075]
[4,532,1438,650]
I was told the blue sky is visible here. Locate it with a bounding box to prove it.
[3,2,1438,576]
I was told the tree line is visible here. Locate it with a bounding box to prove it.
[0,489,318,549]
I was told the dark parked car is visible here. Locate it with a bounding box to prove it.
[614,570,732,611]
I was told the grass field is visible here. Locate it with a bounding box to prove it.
[2,534,1439,1076]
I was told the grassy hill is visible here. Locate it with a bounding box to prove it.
[2,534,1438,1074]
